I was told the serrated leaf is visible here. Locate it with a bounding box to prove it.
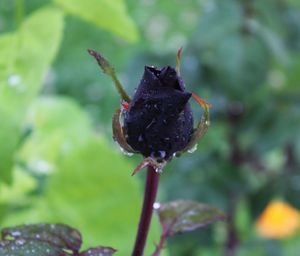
[156,200,226,236]
[55,0,139,42]
[2,223,82,252]
[80,246,117,256]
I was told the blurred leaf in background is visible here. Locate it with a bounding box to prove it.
[0,0,300,255]
[0,6,64,183]
[54,0,139,42]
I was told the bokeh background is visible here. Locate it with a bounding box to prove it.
[0,0,300,255]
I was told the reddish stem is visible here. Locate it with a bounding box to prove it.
[132,166,160,256]
[152,228,168,256]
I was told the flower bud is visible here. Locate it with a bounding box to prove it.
[124,66,193,161]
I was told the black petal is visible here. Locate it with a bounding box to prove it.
[124,66,193,160]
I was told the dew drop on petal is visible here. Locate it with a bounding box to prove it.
[158,150,166,159]
[138,134,143,142]
[187,143,198,153]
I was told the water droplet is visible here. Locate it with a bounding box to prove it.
[158,150,166,159]
[119,146,134,156]
[155,167,163,173]
[153,202,161,210]
[16,239,25,245]
[30,160,53,174]
[11,231,21,236]
[187,144,198,153]
[205,120,211,126]
[7,74,21,86]
[181,219,190,224]
[138,135,143,142]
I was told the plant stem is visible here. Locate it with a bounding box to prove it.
[132,166,160,256]
[87,49,131,102]
[152,229,168,256]
[225,196,238,256]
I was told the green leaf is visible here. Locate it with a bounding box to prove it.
[283,54,300,92]
[287,0,300,8]
[255,24,289,65]
[156,200,226,236]
[0,167,37,204]
[0,6,64,110]
[0,223,117,256]
[0,238,70,256]
[18,97,92,174]
[2,223,82,252]
[43,137,145,253]
[55,0,139,42]
[0,6,64,183]
[80,246,116,256]
[0,110,20,183]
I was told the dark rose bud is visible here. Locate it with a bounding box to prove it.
[124,66,193,161]
[88,48,210,173]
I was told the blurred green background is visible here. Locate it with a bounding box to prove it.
[0,0,300,255]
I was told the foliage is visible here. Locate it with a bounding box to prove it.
[0,0,300,255]
[54,0,139,43]
[0,223,116,255]
[0,6,64,183]
[156,200,226,236]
